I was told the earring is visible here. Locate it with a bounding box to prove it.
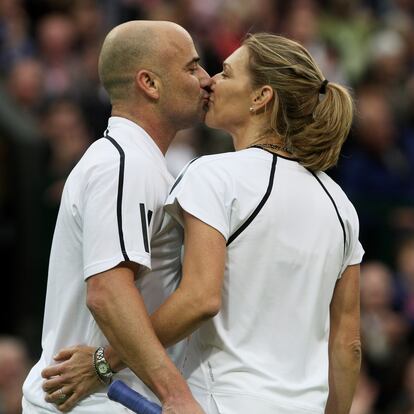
[249,107,254,113]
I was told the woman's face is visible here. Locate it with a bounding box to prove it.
[206,46,254,132]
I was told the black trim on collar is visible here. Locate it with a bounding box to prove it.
[227,154,278,246]
[169,157,201,194]
[248,145,299,162]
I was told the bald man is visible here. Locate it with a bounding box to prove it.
[22,21,210,414]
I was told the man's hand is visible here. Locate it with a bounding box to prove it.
[41,345,100,412]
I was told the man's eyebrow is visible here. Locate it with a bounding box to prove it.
[185,57,200,67]
[223,62,232,71]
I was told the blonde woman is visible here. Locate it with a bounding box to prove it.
[43,34,363,414]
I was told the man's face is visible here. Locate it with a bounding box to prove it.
[159,31,211,130]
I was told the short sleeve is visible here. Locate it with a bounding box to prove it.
[82,152,154,279]
[165,159,231,241]
[340,203,365,276]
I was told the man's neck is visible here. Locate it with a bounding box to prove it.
[111,108,176,155]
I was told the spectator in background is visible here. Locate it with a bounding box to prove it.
[0,0,34,76]
[36,14,78,98]
[282,1,347,85]
[389,354,414,414]
[0,336,30,414]
[6,59,44,115]
[71,0,105,51]
[72,44,111,139]
[319,0,374,84]
[395,236,414,331]
[365,28,411,125]
[40,98,90,207]
[340,87,414,200]
[337,87,414,260]
[360,261,411,412]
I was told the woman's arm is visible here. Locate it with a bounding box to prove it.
[325,264,362,414]
[151,211,226,346]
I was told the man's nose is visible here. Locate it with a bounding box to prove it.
[199,66,212,89]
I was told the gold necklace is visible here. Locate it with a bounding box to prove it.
[249,143,292,154]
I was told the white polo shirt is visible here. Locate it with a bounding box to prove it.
[165,148,364,414]
[23,117,183,412]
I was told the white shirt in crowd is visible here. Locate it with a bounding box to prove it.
[165,147,364,414]
[22,117,184,413]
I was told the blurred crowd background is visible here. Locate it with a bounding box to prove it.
[0,0,413,413]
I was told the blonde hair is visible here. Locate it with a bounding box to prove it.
[243,33,353,172]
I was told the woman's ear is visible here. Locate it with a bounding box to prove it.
[250,85,274,113]
[135,70,160,100]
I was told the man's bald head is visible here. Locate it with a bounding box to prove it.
[98,21,191,102]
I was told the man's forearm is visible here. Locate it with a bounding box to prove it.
[325,342,361,414]
[102,283,217,373]
[87,269,192,404]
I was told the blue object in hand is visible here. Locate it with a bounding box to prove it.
[108,380,162,414]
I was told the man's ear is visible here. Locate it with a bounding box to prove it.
[135,70,160,100]
[250,85,274,113]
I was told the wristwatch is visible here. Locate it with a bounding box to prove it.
[93,347,114,385]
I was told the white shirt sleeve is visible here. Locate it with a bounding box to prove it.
[340,202,365,276]
[165,158,232,241]
[82,154,154,279]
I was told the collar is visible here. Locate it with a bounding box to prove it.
[106,116,166,165]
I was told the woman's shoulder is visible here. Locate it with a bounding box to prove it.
[188,149,266,170]
[316,171,359,216]
[182,151,246,175]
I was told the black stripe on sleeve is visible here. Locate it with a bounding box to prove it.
[227,154,278,246]
[139,203,150,253]
[104,134,130,261]
[169,157,200,194]
[147,210,153,226]
[310,171,346,252]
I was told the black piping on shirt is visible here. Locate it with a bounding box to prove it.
[169,157,200,194]
[227,154,278,246]
[310,171,346,253]
[139,203,150,253]
[147,209,153,226]
[104,133,130,261]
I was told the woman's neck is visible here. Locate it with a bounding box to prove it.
[231,122,266,151]
[231,123,285,152]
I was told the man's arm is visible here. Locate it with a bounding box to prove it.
[325,264,362,414]
[86,263,183,395]
[46,262,203,413]
[42,211,224,410]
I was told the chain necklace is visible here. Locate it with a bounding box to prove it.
[249,143,292,154]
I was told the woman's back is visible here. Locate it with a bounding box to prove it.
[167,147,363,414]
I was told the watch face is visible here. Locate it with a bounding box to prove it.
[97,362,109,375]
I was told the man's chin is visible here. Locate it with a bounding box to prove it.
[204,111,217,129]
[197,103,210,123]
